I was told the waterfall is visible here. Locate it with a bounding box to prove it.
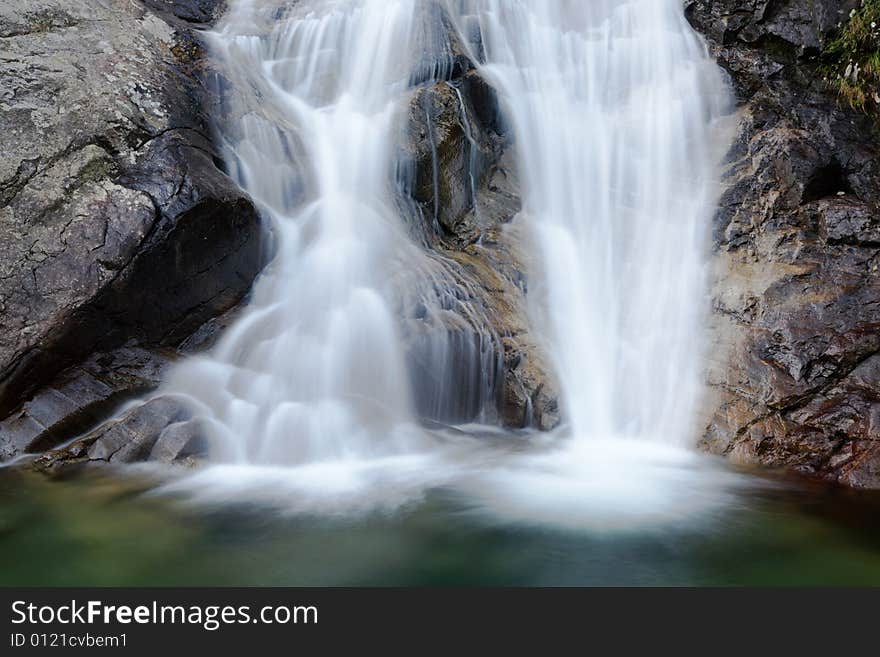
[159,0,734,513]
[450,0,731,444]
[163,0,503,466]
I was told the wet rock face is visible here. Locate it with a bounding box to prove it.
[0,345,174,461]
[1,303,242,468]
[687,1,880,487]
[33,395,205,475]
[401,47,559,430]
[0,1,261,454]
[404,73,508,241]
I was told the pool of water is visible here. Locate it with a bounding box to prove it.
[3,437,880,586]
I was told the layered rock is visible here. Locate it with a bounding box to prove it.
[0,0,261,460]
[687,1,880,487]
[33,395,206,476]
[401,64,559,430]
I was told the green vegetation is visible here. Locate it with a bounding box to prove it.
[823,1,880,114]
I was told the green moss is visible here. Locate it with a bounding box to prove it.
[75,155,115,188]
[822,1,880,115]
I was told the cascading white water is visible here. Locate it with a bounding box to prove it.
[451,0,731,444]
[164,0,429,464]
[157,0,741,527]
[163,0,503,466]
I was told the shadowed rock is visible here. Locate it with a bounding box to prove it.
[0,345,175,460]
[0,0,262,457]
[33,395,200,475]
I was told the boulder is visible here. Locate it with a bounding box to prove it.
[0,0,262,455]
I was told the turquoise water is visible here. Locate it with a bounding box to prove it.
[2,462,880,586]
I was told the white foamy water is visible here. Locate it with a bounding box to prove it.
[155,0,740,531]
[162,0,423,464]
[451,0,731,443]
[164,0,502,464]
[153,436,746,533]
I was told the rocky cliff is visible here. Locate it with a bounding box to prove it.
[4,0,877,490]
[687,0,880,488]
[0,0,261,460]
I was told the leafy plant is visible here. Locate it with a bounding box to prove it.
[823,1,880,114]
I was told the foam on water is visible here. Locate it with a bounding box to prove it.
[153,0,739,532]
[450,0,732,443]
[151,435,748,533]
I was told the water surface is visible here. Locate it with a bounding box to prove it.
[3,447,880,586]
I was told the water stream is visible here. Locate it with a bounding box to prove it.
[6,1,880,590]
[164,0,503,465]
[453,0,731,443]
[157,0,737,526]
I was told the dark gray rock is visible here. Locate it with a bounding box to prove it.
[400,43,558,430]
[0,1,262,451]
[141,0,226,26]
[0,345,175,460]
[688,0,880,488]
[33,395,195,474]
[150,419,206,463]
[86,396,189,463]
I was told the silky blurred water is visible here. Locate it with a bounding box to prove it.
[163,0,732,464]
[450,0,732,443]
[0,2,804,586]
